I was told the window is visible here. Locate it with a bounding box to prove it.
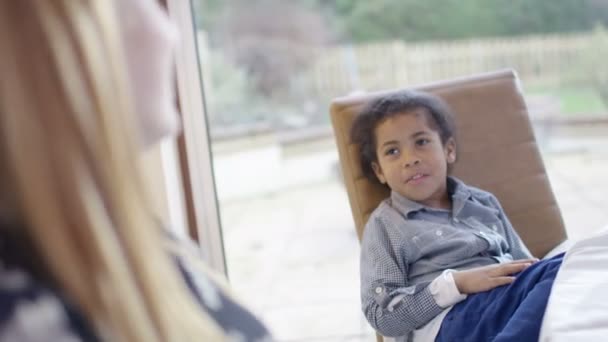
[173,1,608,340]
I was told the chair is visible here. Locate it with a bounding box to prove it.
[329,69,567,342]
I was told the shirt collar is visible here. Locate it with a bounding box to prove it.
[390,176,471,217]
[449,177,472,216]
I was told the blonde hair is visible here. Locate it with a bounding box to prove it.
[0,1,225,340]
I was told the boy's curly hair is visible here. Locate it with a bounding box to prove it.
[350,90,457,184]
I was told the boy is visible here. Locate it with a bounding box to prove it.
[351,90,562,342]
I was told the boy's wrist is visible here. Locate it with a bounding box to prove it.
[452,270,464,293]
[430,269,467,308]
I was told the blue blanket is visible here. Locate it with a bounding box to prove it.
[436,254,564,342]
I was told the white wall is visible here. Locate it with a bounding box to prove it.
[212,136,339,202]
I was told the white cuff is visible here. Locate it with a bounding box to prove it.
[429,269,467,308]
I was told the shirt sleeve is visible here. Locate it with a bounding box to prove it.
[488,194,533,260]
[359,215,446,337]
[428,269,468,308]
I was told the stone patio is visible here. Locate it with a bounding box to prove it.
[218,136,608,342]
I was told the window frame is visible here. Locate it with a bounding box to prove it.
[165,0,227,275]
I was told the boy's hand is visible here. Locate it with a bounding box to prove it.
[452,259,537,294]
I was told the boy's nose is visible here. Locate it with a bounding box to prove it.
[404,158,421,168]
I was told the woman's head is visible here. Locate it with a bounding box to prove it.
[351,91,457,197]
[0,0,221,340]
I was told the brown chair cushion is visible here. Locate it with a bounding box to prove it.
[330,69,567,258]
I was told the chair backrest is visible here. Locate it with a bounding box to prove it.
[330,69,567,259]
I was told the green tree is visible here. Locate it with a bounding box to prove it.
[313,0,608,42]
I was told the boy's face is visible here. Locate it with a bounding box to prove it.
[371,109,456,209]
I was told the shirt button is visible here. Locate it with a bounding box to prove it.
[492,225,498,231]
[436,230,443,236]
[375,287,383,294]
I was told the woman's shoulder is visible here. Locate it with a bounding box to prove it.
[0,262,96,342]
[166,234,273,342]
[0,229,273,342]
[0,227,99,342]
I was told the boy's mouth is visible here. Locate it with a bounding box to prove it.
[406,173,428,184]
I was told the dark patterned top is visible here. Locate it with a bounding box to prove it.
[0,229,273,342]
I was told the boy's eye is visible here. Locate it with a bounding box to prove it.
[384,147,399,156]
[416,138,430,146]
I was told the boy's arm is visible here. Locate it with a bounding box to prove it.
[488,194,533,259]
[360,216,464,337]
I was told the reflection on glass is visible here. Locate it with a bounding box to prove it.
[190,1,608,340]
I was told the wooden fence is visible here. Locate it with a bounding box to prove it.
[310,33,595,97]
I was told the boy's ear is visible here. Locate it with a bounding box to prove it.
[445,137,457,164]
[371,161,387,184]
